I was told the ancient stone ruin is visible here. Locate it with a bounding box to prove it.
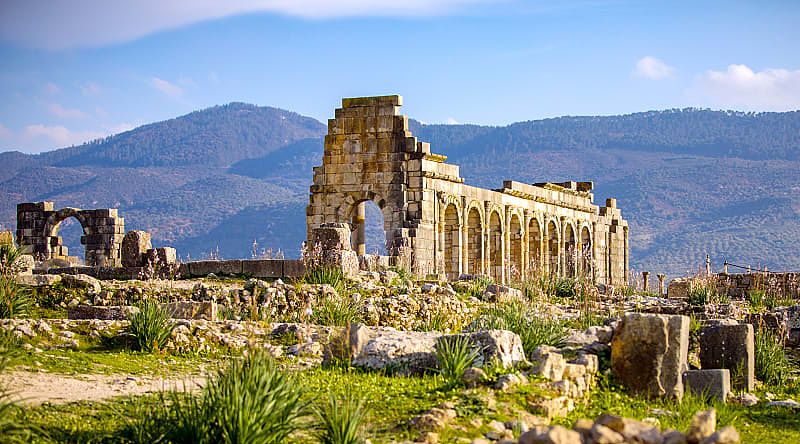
[16,202,125,267]
[307,95,629,284]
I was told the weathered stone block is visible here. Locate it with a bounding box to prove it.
[611,313,689,399]
[283,259,306,277]
[16,274,62,287]
[188,260,242,276]
[242,259,283,278]
[61,273,102,294]
[310,224,352,251]
[121,230,151,267]
[162,301,217,321]
[68,305,138,320]
[699,323,754,391]
[667,278,690,299]
[683,369,731,403]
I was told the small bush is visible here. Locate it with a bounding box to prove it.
[469,301,567,359]
[127,299,173,352]
[315,392,368,444]
[126,352,308,444]
[313,293,363,327]
[0,244,30,319]
[436,335,481,388]
[754,328,792,386]
[554,277,577,299]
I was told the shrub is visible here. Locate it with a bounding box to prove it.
[127,299,173,352]
[0,244,30,319]
[312,293,363,327]
[436,335,481,388]
[315,392,368,444]
[127,352,308,444]
[554,277,577,299]
[754,327,793,386]
[469,301,567,359]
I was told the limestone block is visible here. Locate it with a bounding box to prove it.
[683,369,731,403]
[188,260,242,277]
[310,224,352,251]
[242,259,283,278]
[16,274,61,287]
[162,301,217,321]
[68,305,138,320]
[699,324,754,391]
[611,313,689,399]
[121,230,151,267]
[282,259,306,277]
[61,273,102,294]
[668,278,690,299]
[468,329,528,368]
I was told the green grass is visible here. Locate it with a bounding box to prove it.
[754,328,794,386]
[469,301,568,359]
[436,335,481,388]
[312,292,363,327]
[315,392,368,444]
[12,347,215,376]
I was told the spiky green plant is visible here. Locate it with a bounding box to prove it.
[130,352,308,444]
[754,327,793,386]
[435,335,481,388]
[302,267,346,294]
[315,392,368,444]
[0,244,30,319]
[312,292,363,327]
[127,299,173,352]
[469,301,567,359]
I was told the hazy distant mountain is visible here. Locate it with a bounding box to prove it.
[2,103,799,277]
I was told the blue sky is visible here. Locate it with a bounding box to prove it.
[1,0,799,153]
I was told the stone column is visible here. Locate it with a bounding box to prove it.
[353,201,366,256]
[657,274,666,296]
[642,271,650,292]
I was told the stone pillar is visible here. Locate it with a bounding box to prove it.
[657,274,666,296]
[642,271,650,292]
[353,201,366,256]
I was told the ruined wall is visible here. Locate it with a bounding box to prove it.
[16,202,124,267]
[716,272,800,300]
[307,95,629,285]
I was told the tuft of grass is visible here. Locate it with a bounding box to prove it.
[554,277,577,299]
[302,267,346,294]
[0,328,35,443]
[127,299,173,352]
[468,301,567,359]
[0,243,30,319]
[754,327,793,386]
[126,351,308,444]
[435,335,481,388]
[313,293,363,327]
[315,392,368,444]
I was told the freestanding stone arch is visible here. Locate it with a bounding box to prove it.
[16,202,124,267]
[307,95,629,285]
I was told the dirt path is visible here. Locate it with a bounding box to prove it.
[0,370,206,405]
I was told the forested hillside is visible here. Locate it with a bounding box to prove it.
[2,104,799,277]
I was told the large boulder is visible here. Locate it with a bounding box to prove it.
[349,325,526,374]
[611,313,689,399]
[61,273,102,294]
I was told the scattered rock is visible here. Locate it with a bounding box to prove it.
[687,409,716,444]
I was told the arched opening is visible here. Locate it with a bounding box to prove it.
[546,220,559,277]
[508,213,523,282]
[580,225,592,278]
[49,216,86,265]
[466,207,483,275]
[350,200,388,255]
[443,203,460,280]
[564,224,577,278]
[489,211,503,282]
[528,218,542,275]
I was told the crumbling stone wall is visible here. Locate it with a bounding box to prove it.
[716,272,800,300]
[16,202,124,267]
[307,95,629,285]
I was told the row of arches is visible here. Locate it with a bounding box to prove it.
[440,201,593,283]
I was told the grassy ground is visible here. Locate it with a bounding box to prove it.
[5,348,799,443]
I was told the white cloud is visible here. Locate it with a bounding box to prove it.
[150,77,184,97]
[22,124,104,147]
[48,103,88,119]
[20,122,135,151]
[445,117,460,124]
[0,0,495,50]
[634,56,674,80]
[694,64,800,111]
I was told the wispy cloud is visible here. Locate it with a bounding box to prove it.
[634,56,674,80]
[693,64,800,111]
[48,103,88,119]
[16,122,135,152]
[150,77,184,97]
[0,0,495,50]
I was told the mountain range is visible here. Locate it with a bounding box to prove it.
[2,102,799,278]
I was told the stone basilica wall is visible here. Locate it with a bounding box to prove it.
[307,95,629,285]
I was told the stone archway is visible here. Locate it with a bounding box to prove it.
[16,202,124,267]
